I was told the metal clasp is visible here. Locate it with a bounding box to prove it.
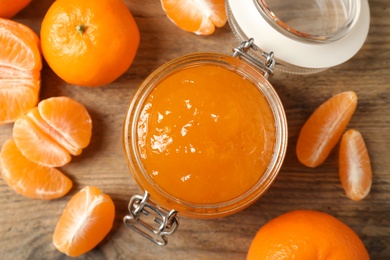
[123,191,179,246]
[232,38,275,78]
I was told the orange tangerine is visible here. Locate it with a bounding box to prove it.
[40,0,140,87]
[247,210,370,260]
[0,0,31,18]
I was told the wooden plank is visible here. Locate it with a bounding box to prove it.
[1,0,389,258]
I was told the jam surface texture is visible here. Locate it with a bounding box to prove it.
[137,64,276,204]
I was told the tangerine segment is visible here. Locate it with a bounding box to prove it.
[37,96,92,154]
[0,139,72,200]
[339,129,372,201]
[296,91,358,167]
[53,186,115,257]
[0,18,41,71]
[0,66,40,81]
[247,210,369,260]
[0,18,41,124]
[0,0,32,18]
[26,107,82,156]
[161,0,227,35]
[40,0,140,87]
[0,83,39,125]
[0,17,40,46]
[13,114,71,167]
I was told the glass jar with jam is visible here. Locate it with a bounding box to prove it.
[122,0,370,246]
[123,44,287,245]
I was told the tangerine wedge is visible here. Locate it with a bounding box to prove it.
[161,0,227,35]
[53,186,115,257]
[339,129,372,201]
[0,139,72,199]
[13,96,92,167]
[296,91,358,167]
[0,18,41,124]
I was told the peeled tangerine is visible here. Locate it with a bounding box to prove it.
[12,96,92,167]
[339,129,372,201]
[53,186,115,257]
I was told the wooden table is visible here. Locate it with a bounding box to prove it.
[1,0,389,259]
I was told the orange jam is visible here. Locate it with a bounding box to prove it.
[136,64,276,204]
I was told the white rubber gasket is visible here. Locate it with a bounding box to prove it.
[227,0,370,69]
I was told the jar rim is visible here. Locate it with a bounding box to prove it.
[226,0,370,71]
[123,53,288,218]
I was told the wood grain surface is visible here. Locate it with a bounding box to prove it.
[1,0,389,259]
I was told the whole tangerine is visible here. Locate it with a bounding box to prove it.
[247,210,369,260]
[0,0,31,18]
[40,0,140,87]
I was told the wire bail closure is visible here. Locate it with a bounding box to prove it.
[232,38,275,78]
[123,191,179,246]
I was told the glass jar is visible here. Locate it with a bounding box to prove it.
[226,0,370,74]
[123,42,287,245]
[122,0,370,246]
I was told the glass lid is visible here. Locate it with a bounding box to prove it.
[227,0,370,72]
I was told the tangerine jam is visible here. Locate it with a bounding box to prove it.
[124,53,287,218]
[138,64,275,203]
